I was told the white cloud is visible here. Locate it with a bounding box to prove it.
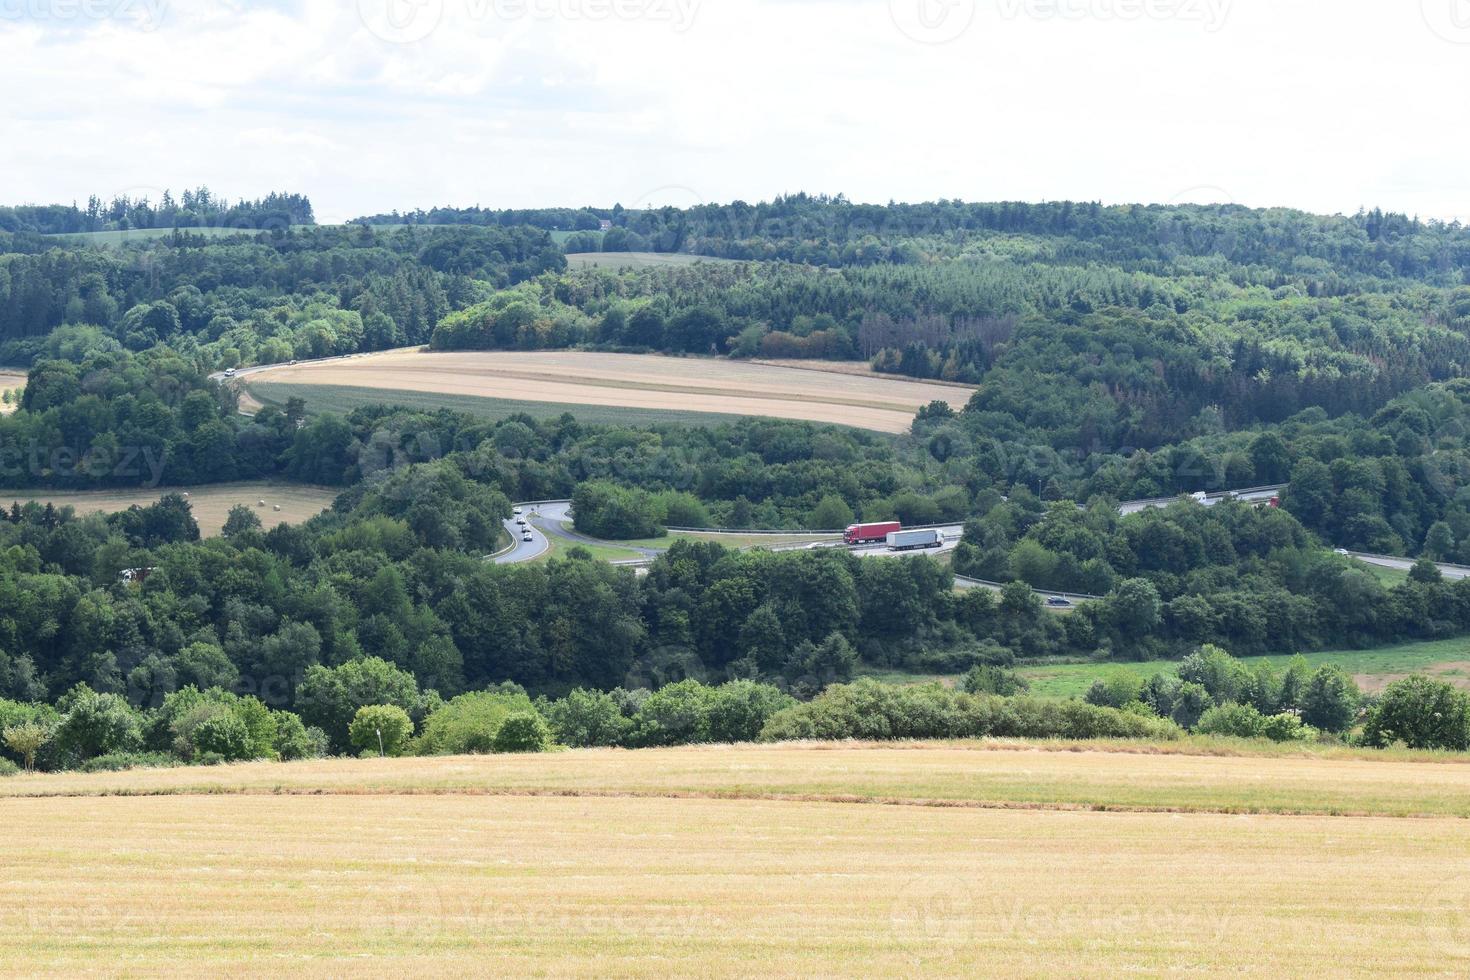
[0,0,1467,222]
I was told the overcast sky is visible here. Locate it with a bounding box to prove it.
[3,0,1468,223]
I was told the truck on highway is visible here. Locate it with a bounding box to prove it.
[844,521,901,546]
[886,528,944,552]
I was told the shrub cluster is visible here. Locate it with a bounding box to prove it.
[0,683,326,774]
[540,680,797,749]
[756,679,1183,743]
[1085,645,1361,737]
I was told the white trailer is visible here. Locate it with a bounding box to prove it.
[886,528,944,552]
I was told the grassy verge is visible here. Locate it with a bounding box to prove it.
[857,667,963,687]
[1356,559,1410,585]
[1017,635,1470,699]
[534,533,649,564]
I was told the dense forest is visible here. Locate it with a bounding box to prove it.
[357,194,1470,280]
[0,224,564,366]
[4,192,1470,768]
[0,188,316,236]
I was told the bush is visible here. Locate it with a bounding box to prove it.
[961,664,1028,697]
[1169,682,1212,729]
[572,481,666,539]
[631,680,793,747]
[657,491,712,528]
[349,705,414,757]
[704,681,796,743]
[1195,703,1265,739]
[757,679,1183,743]
[901,641,1016,676]
[54,685,143,762]
[192,712,252,761]
[1178,645,1249,705]
[416,689,538,755]
[492,712,551,753]
[1083,671,1143,709]
[273,713,327,761]
[158,688,278,763]
[1260,712,1318,743]
[297,658,423,753]
[1361,675,1470,750]
[543,688,633,748]
[633,680,714,747]
[0,758,18,778]
[3,721,51,771]
[0,701,59,751]
[1299,665,1361,733]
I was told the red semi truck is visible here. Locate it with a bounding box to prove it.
[844,521,901,546]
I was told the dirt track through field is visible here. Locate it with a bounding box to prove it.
[242,350,971,432]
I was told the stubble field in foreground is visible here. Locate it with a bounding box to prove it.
[4,742,1469,975]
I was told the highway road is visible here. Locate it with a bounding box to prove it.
[212,368,1470,594]
[1117,488,1470,580]
[209,352,386,415]
[493,502,562,565]
[1117,485,1286,515]
[489,501,963,566]
[208,351,392,385]
[489,492,1470,603]
[1348,552,1470,581]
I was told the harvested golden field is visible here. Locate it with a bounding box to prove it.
[5,794,1469,976]
[3,742,1470,975]
[0,481,338,537]
[241,349,971,432]
[8,740,1470,817]
[752,358,975,388]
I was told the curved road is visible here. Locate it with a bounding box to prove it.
[493,502,558,565]
[491,491,1470,602]
[209,352,382,415]
[214,363,1464,592]
[491,500,963,566]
